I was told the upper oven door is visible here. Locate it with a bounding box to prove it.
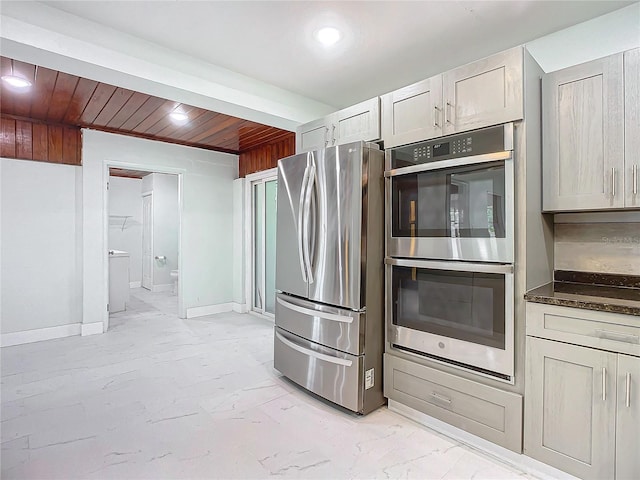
[385,152,514,263]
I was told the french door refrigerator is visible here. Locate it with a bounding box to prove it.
[274,141,385,415]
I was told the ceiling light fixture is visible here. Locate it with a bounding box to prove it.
[1,75,32,88]
[315,26,341,46]
[169,111,189,123]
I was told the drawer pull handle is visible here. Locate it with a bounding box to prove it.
[430,392,452,405]
[594,329,640,344]
[276,332,353,367]
[602,367,607,401]
[611,167,616,197]
[625,373,631,408]
[277,297,353,324]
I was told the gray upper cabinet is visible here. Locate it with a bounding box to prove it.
[542,52,629,211]
[525,337,617,480]
[624,48,640,209]
[295,97,380,153]
[381,75,443,149]
[380,46,525,147]
[442,46,524,136]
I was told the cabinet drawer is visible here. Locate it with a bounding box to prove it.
[384,353,522,452]
[527,302,640,356]
[274,328,363,413]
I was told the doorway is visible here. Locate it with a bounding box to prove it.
[249,170,277,318]
[107,168,181,325]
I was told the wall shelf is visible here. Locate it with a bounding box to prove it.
[109,215,132,231]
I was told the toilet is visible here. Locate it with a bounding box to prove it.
[170,270,179,295]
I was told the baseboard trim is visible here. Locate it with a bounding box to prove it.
[81,322,104,336]
[388,400,578,480]
[1,323,81,347]
[232,302,248,313]
[151,284,173,293]
[186,302,234,318]
[129,281,141,288]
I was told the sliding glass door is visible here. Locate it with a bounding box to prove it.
[252,176,277,316]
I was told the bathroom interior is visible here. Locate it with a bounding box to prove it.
[108,168,180,315]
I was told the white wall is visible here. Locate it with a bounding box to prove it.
[232,178,245,308]
[149,173,179,288]
[527,3,640,72]
[82,130,237,327]
[108,176,143,285]
[1,158,82,335]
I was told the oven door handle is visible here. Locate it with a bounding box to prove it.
[384,151,512,178]
[385,258,513,274]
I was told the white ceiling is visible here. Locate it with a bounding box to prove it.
[39,0,633,109]
[0,1,637,129]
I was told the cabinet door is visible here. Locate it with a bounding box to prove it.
[442,46,523,135]
[616,354,640,480]
[334,97,380,146]
[525,337,616,479]
[542,53,624,211]
[624,48,640,208]
[296,116,331,153]
[381,75,442,148]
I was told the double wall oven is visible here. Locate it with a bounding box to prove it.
[385,124,515,379]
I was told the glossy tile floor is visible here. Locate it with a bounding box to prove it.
[2,289,533,479]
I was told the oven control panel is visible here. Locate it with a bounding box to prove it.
[389,123,511,170]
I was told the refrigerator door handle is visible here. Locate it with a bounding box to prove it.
[302,160,316,284]
[297,161,311,283]
[276,296,354,324]
[276,331,353,367]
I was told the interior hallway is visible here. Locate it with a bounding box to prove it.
[2,290,533,479]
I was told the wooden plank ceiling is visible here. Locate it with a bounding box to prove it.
[0,56,293,155]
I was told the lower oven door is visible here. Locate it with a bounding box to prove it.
[386,258,514,378]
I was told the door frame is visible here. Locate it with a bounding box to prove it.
[244,168,277,320]
[103,161,185,331]
[141,192,153,290]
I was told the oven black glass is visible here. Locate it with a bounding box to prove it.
[392,162,506,238]
[392,266,505,349]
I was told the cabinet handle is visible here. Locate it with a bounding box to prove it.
[633,165,638,196]
[611,168,616,197]
[445,102,453,124]
[434,106,440,127]
[331,124,336,145]
[594,329,639,344]
[625,373,631,407]
[324,126,329,147]
[430,392,452,405]
[602,367,607,401]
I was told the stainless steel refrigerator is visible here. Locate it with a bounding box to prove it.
[273,141,385,415]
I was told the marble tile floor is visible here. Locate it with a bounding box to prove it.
[2,289,534,479]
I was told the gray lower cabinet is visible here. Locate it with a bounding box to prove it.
[615,354,640,480]
[525,305,640,480]
[384,353,523,452]
[525,337,617,479]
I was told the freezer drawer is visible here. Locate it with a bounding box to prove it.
[274,327,364,413]
[275,293,364,355]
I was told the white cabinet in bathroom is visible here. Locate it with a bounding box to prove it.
[109,250,130,313]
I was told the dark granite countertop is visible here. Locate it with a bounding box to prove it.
[524,271,640,317]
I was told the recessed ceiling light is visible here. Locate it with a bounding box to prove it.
[1,75,32,88]
[315,27,341,46]
[169,111,189,123]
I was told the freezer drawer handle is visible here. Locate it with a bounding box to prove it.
[277,297,354,324]
[276,332,353,367]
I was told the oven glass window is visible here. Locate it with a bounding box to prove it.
[392,266,505,349]
[391,162,506,238]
